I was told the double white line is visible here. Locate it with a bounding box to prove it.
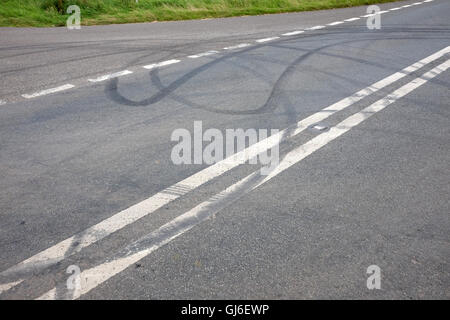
[2,46,449,299]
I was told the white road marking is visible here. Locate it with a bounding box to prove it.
[39,58,450,300]
[0,280,23,294]
[0,100,6,105]
[305,25,326,30]
[412,2,422,5]
[21,84,75,99]
[88,70,132,83]
[256,60,450,187]
[188,51,219,58]
[344,17,360,22]
[223,43,251,50]
[3,46,450,296]
[389,7,401,11]
[255,37,280,43]
[327,21,344,26]
[143,59,180,70]
[311,124,328,131]
[378,10,389,14]
[402,4,412,8]
[423,0,433,2]
[281,31,304,36]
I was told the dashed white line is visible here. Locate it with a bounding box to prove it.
[281,30,304,36]
[305,25,326,30]
[223,43,251,50]
[143,59,180,70]
[39,57,450,300]
[88,70,133,83]
[188,50,219,58]
[21,84,75,99]
[327,21,344,26]
[344,17,360,22]
[255,37,280,43]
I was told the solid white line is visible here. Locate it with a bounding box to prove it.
[143,59,180,70]
[378,10,389,14]
[306,25,326,30]
[412,2,422,5]
[40,58,450,300]
[389,7,402,11]
[0,280,23,294]
[344,17,360,22]
[255,37,280,43]
[423,0,433,2]
[3,46,449,295]
[188,51,219,58]
[281,31,304,36]
[327,21,344,26]
[402,4,412,7]
[223,43,251,50]
[256,60,450,187]
[88,70,132,83]
[21,84,75,99]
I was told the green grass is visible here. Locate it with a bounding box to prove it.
[0,0,404,27]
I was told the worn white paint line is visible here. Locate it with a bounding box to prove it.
[256,60,450,187]
[0,280,23,294]
[88,70,132,83]
[223,43,251,50]
[281,30,304,36]
[143,59,180,70]
[306,25,326,30]
[21,84,75,99]
[3,46,449,295]
[344,17,360,22]
[40,59,450,300]
[402,4,412,8]
[255,37,280,43]
[389,7,402,11]
[327,21,344,26]
[188,51,219,58]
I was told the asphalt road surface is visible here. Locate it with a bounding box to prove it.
[0,0,449,299]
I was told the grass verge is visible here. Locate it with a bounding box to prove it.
[0,0,404,27]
